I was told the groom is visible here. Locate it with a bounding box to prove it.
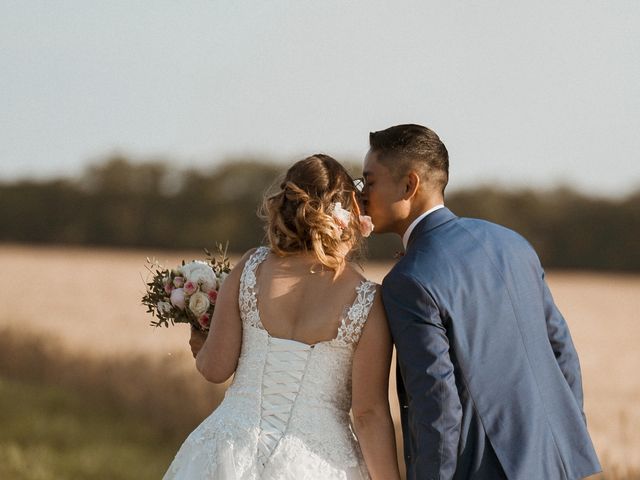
[362,124,601,480]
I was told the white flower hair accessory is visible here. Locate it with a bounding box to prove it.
[330,202,351,230]
[330,202,375,238]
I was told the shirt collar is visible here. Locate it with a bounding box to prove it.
[402,204,445,249]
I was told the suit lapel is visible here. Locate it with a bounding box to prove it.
[406,207,457,249]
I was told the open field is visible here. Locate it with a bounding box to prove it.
[1,244,639,478]
[0,377,178,480]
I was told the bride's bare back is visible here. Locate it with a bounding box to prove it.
[255,253,368,346]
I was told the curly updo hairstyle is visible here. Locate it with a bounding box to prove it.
[261,154,364,272]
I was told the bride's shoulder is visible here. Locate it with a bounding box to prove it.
[238,245,270,263]
[228,247,263,277]
[342,263,380,290]
[232,248,257,269]
[239,247,259,260]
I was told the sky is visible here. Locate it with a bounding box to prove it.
[1,1,639,196]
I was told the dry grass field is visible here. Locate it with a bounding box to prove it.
[1,244,639,478]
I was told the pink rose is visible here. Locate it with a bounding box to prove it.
[208,290,218,304]
[198,313,211,329]
[170,288,186,310]
[183,280,198,295]
[164,283,174,295]
[173,276,184,288]
[359,215,374,237]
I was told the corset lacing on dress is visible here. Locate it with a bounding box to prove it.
[257,337,312,468]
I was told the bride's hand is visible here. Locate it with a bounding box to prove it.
[189,326,207,358]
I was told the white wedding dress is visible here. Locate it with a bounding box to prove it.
[163,247,376,479]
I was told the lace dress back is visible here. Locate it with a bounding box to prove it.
[164,247,377,480]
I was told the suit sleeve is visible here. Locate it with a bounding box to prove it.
[541,270,586,416]
[382,272,461,480]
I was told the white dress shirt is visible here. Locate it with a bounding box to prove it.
[402,204,445,249]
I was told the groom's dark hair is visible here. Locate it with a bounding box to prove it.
[369,124,449,194]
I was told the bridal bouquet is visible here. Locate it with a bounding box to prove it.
[141,243,232,332]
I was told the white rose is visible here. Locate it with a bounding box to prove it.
[180,261,210,278]
[180,262,216,289]
[189,291,210,317]
[189,267,217,293]
[157,301,172,314]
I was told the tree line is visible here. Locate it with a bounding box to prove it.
[1,155,638,271]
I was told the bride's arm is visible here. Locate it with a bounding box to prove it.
[195,249,255,383]
[351,287,401,480]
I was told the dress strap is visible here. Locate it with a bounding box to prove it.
[335,280,377,346]
[239,246,270,329]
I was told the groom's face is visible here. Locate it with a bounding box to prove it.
[362,150,407,234]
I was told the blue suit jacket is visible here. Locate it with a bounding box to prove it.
[382,208,601,480]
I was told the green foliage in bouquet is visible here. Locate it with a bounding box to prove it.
[141,242,232,332]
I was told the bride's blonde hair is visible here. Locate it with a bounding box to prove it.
[261,154,364,272]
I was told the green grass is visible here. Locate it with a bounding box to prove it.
[0,377,180,480]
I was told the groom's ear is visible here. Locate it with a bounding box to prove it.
[402,171,421,200]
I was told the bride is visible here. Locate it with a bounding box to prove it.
[163,154,401,480]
